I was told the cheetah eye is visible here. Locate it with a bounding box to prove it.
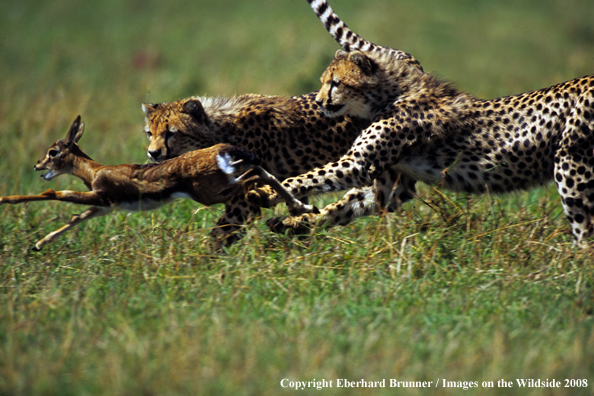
[331,79,341,89]
[145,131,152,140]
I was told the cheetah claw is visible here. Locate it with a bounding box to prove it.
[266,216,313,235]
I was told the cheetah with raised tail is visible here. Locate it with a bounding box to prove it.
[253,0,594,247]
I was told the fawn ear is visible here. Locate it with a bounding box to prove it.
[348,51,377,75]
[66,115,83,146]
[182,99,206,122]
[74,122,85,144]
[142,103,160,115]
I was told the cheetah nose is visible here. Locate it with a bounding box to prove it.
[148,149,162,161]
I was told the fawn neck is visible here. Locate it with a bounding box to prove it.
[68,145,103,189]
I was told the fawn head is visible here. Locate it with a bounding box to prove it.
[35,116,85,180]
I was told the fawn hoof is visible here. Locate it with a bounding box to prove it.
[31,245,43,252]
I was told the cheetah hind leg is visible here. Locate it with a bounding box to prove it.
[554,130,594,247]
[557,180,594,248]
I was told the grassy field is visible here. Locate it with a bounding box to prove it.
[1,0,594,394]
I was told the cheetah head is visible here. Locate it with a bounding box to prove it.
[142,98,216,161]
[315,50,380,119]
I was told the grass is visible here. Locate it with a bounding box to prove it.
[1,0,594,394]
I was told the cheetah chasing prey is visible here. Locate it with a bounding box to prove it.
[250,0,594,247]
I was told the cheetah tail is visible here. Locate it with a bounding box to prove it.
[307,0,375,53]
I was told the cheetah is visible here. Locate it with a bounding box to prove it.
[253,0,594,247]
[142,93,371,244]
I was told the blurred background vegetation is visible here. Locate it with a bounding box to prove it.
[1,0,593,175]
[1,0,593,394]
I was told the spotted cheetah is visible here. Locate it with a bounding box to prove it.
[253,0,594,247]
[142,93,370,244]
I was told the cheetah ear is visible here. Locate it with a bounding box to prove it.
[142,103,160,116]
[182,99,206,122]
[348,51,377,75]
[335,49,348,60]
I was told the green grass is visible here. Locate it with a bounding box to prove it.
[1,0,594,395]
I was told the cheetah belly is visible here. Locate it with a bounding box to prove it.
[397,149,553,195]
[394,157,499,194]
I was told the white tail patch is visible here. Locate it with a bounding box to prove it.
[216,152,239,179]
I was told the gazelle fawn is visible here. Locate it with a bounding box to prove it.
[0,116,313,251]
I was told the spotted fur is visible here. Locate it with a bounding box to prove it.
[256,0,594,247]
[142,92,370,244]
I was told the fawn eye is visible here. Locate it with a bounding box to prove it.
[48,149,59,157]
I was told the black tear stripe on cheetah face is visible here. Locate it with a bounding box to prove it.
[256,0,594,247]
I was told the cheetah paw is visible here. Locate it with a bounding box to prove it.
[266,214,315,235]
[246,187,277,208]
[288,203,320,217]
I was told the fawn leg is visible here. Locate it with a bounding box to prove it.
[33,206,113,251]
[1,189,60,204]
[1,189,109,207]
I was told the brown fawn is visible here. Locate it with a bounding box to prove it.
[0,116,313,251]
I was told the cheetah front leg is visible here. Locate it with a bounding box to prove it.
[266,172,418,234]
[251,113,419,234]
[266,186,379,234]
[210,194,262,247]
